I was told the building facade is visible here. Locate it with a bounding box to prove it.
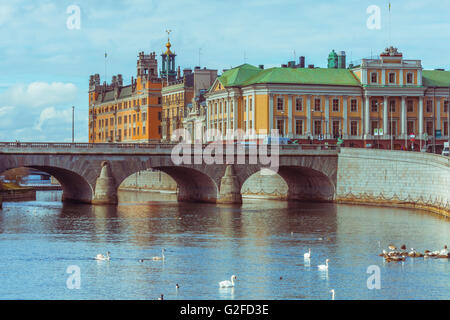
[161,63,218,142]
[205,47,450,150]
[88,52,163,143]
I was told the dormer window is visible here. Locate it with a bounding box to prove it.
[406,73,413,84]
[371,72,378,83]
[389,73,396,84]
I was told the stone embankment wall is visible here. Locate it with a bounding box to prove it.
[336,148,450,217]
[119,170,177,192]
[241,169,288,199]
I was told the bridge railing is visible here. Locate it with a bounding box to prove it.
[0,141,340,153]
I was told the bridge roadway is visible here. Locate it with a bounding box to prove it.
[0,142,339,205]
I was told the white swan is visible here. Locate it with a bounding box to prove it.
[304,248,311,259]
[318,259,329,270]
[95,251,110,261]
[330,289,335,300]
[219,275,237,288]
[152,249,165,261]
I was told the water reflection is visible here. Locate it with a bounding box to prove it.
[0,191,448,300]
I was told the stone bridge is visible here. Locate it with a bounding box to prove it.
[0,142,339,205]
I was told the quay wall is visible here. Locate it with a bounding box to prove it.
[336,148,450,217]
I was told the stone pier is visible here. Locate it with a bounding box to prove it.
[92,161,118,205]
[217,165,242,204]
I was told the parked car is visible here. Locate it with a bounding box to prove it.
[442,142,449,156]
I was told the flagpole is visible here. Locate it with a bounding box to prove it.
[388,1,391,45]
[104,51,107,83]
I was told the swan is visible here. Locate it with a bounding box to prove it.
[95,251,110,261]
[152,249,165,261]
[388,244,397,251]
[219,275,237,288]
[318,259,329,270]
[330,289,335,300]
[304,248,311,259]
[439,245,448,257]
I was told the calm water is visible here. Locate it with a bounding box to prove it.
[0,190,448,300]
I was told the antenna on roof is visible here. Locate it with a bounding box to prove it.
[199,48,202,67]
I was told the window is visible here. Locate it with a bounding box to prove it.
[350,99,358,112]
[444,121,448,136]
[118,129,122,139]
[332,99,339,112]
[407,120,415,135]
[407,100,414,113]
[137,113,140,122]
[295,98,303,111]
[105,119,108,126]
[249,99,252,112]
[371,100,378,112]
[371,72,377,83]
[133,114,136,122]
[133,128,136,136]
[219,102,222,113]
[314,120,322,135]
[350,120,358,136]
[158,126,162,135]
[158,112,162,120]
[426,100,433,113]
[276,119,284,135]
[389,73,396,84]
[277,97,284,111]
[332,120,340,138]
[371,121,379,135]
[407,73,413,84]
[444,101,448,113]
[389,100,396,112]
[118,116,122,125]
[124,128,127,137]
[295,119,303,135]
[124,116,127,124]
[391,120,397,136]
[426,121,433,136]
[137,127,140,135]
[314,98,321,111]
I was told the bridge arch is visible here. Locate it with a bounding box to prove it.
[0,165,94,203]
[115,166,219,203]
[238,165,336,202]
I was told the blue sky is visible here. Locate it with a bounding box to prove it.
[0,0,449,142]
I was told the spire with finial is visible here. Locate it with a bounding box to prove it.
[165,29,173,55]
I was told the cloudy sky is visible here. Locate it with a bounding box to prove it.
[0,0,449,142]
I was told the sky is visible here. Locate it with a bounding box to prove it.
[0,0,449,142]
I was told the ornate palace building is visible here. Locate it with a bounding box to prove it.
[88,52,163,143]
[205,47,450,150]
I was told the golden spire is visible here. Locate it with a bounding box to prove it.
[165,29,172,55]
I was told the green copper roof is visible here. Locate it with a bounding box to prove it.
[218,64,261,87]
[422,70,450,87]
[241,66,361,86]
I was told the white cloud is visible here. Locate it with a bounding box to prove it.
[1,82,77,109]
[0,81,82,142]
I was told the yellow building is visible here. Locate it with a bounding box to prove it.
[205,47,450,150]
[88,52,163,143]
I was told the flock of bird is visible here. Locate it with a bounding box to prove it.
[93,243,448,300]
[379,244,449,262]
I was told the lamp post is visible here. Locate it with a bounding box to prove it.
[72,106,75,143]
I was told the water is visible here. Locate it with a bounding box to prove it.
[0,190,448,300]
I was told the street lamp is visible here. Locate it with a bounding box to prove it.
[72,106,75,143]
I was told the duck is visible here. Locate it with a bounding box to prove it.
[176,283,180,289]
[388,244,397,251]
[152,248,165,261]
[318,259,329,270]
[95,251,110,261]
[439,245,448,257]
[330,289,335,300]
[219,275,237,288]
[304,248,311,259]
[158,294,164,300]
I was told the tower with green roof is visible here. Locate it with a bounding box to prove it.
[328,50,338,69]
